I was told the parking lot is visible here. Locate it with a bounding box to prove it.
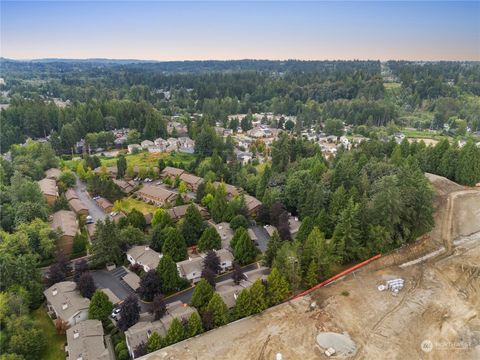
[91,267,151,312]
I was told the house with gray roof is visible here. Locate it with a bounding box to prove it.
[126,245,163,272]
[66,319,110,360]
[125,301,196,358]
[44,281,90,327]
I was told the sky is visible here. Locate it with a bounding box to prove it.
[1,1,479,61]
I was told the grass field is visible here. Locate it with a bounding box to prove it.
[100,151,195,168]
[113,196,158,214]
[32,308,66,360]
[383,82,402,90]
[63,150,195,171]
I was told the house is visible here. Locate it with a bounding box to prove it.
[50,210,79,255]
[96,197,114,213]
[125,302,196,359]
[45,168,62,180]
[113,179,136,195]
[212,222,234,249]
[167,122,188,136]
[93,166,117,178]
[127,245,162,272]
[154,137,169,149]
[166,204,209,222]
[141,140,154,149]
[216,248,234,272]
[68,198,89,216]
[244,194,262,216]
[176,249,234,283]
[160,166,185,180]
[236,151,253,165]
[44,281,90,327]
[147,145,164,153]
[176,256,203,283]
[128,144,141,154]
[65,320,110,360]
[213,181,241,199]
[65,189,78,202]
[179,172,203,191]
[135,185,178,207]
[38,178,58,205]
[216,267,270,308]
[178,137,195,154]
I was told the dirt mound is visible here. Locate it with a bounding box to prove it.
[425,173,465,196]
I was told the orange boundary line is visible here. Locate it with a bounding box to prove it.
[290,254,382,301]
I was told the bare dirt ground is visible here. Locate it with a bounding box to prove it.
[141,175,480,360]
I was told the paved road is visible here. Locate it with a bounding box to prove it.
[74,176,107,222]
[90,262,264,313]
[251,226,270,253]
[161,262,263,307]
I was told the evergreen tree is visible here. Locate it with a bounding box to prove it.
[295,216,315,244]
[266,267,290,306]
[116,154,127,179]
[180,205,206,246]
[91,218,122,266]
[197,226,221,252]
[233,229,257,265]
[187,311,204,337]
[164,318,185,346]
[256,165,271,200]
[456,140,480,186]
[127,209,146,230]
[150,224,167,252]
[210,184,228,223]
[190,279,214,312]
[304,259,319,288]
[273,241,302,290]
[230,214,249,231]
[332,199,362,262]
[146,331,163,353]
[249,279,267,314]
[232,288,252,320]
[162,227,187,262]
[89,290,113,323]
[263,230,281,267]
[156,255,182,294]
[206,293,229,327]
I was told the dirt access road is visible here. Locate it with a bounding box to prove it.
[140,174,480,360]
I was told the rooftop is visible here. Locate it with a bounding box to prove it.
[160,166,185,178]
[45,168,62,180]
[127,245,162,270]
[136,185,177,202]
[44,281,90,321]
[66,319,110,360]
[50,210,79,237]
[38,178,58,197]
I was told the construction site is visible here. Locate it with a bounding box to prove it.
[140,174,480,360]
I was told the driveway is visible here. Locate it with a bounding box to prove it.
[74,176,107,222]
[250,226,270,253]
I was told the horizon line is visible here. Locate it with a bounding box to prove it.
[3,57,479,63]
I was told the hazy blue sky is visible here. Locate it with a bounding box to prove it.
[1,1,479,60]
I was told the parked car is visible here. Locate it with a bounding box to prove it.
[111,307,121,320]
[86,215,94,224]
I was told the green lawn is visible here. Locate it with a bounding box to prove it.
[63,150,196,171]
[113,196,158,214]
[384,82,401,90]
[32,308,66,360]
[100,150,195,168]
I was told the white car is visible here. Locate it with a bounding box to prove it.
[111,307,121,320]
[86,215,94,224]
